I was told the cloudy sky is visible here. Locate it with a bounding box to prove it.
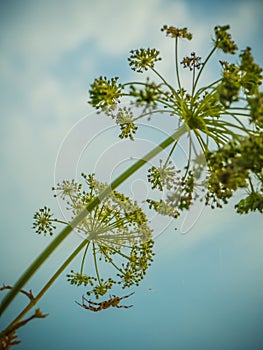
[1,0,263,349]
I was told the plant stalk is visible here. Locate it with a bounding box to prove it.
[1,239,87,338]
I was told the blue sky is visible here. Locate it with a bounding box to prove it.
[1,0,263,349]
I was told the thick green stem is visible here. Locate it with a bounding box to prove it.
[1,239,87,338]
[0,123,187,316]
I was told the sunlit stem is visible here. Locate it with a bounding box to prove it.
[163,140,178,168]
[0,123,187,316]
[175,38,181,90]
[182,132,192,179]
[92,243,102,285]
[192,46,217,94]
[80,241,90,275]
[192,66,196,96]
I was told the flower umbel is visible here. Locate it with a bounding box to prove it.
[248,92,263,128]
[235,191,263,214]
[161,25,192,40]
[129,78,162,111]
[181,52,202,71]
[115,107,138,140]
[214,25,238,54]
[147,171,197,218]
[32,207,56,236]
[217,62,241,106]
[89,76,123,112]
[239,47,263,95]
[84,23,262,222]
[51,179,82,200]
[147,160,180,191]
[52,173,154,298]
[128,48,162,73]
[205,132,263,211]
[67,270,96,287]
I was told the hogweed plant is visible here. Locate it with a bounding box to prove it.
[1,24,263,348]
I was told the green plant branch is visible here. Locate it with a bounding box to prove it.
[192,46,217,94]
[80,242,90,275]
[1,239,87,339]
[92,242,102,285]
[163,140,178,168]
[175,38,181,90]
[182,132,192,179]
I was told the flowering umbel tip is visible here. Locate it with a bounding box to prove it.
[161,25,192,40]
[32,207,56,236]
[214,25,238,54]
[89,76,123,113]
[128,48,161,73]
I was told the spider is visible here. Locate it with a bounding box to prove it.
[75,292,135,312]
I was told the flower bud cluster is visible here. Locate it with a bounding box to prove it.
[161,25,192,40]
[32,206,56,236]
[205,132,263,212]
[128,48,161,73]
[214,25,238,54]
[89,76,123,112]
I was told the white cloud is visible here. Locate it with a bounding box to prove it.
[2,0,163,67]
[2,0,261,71]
